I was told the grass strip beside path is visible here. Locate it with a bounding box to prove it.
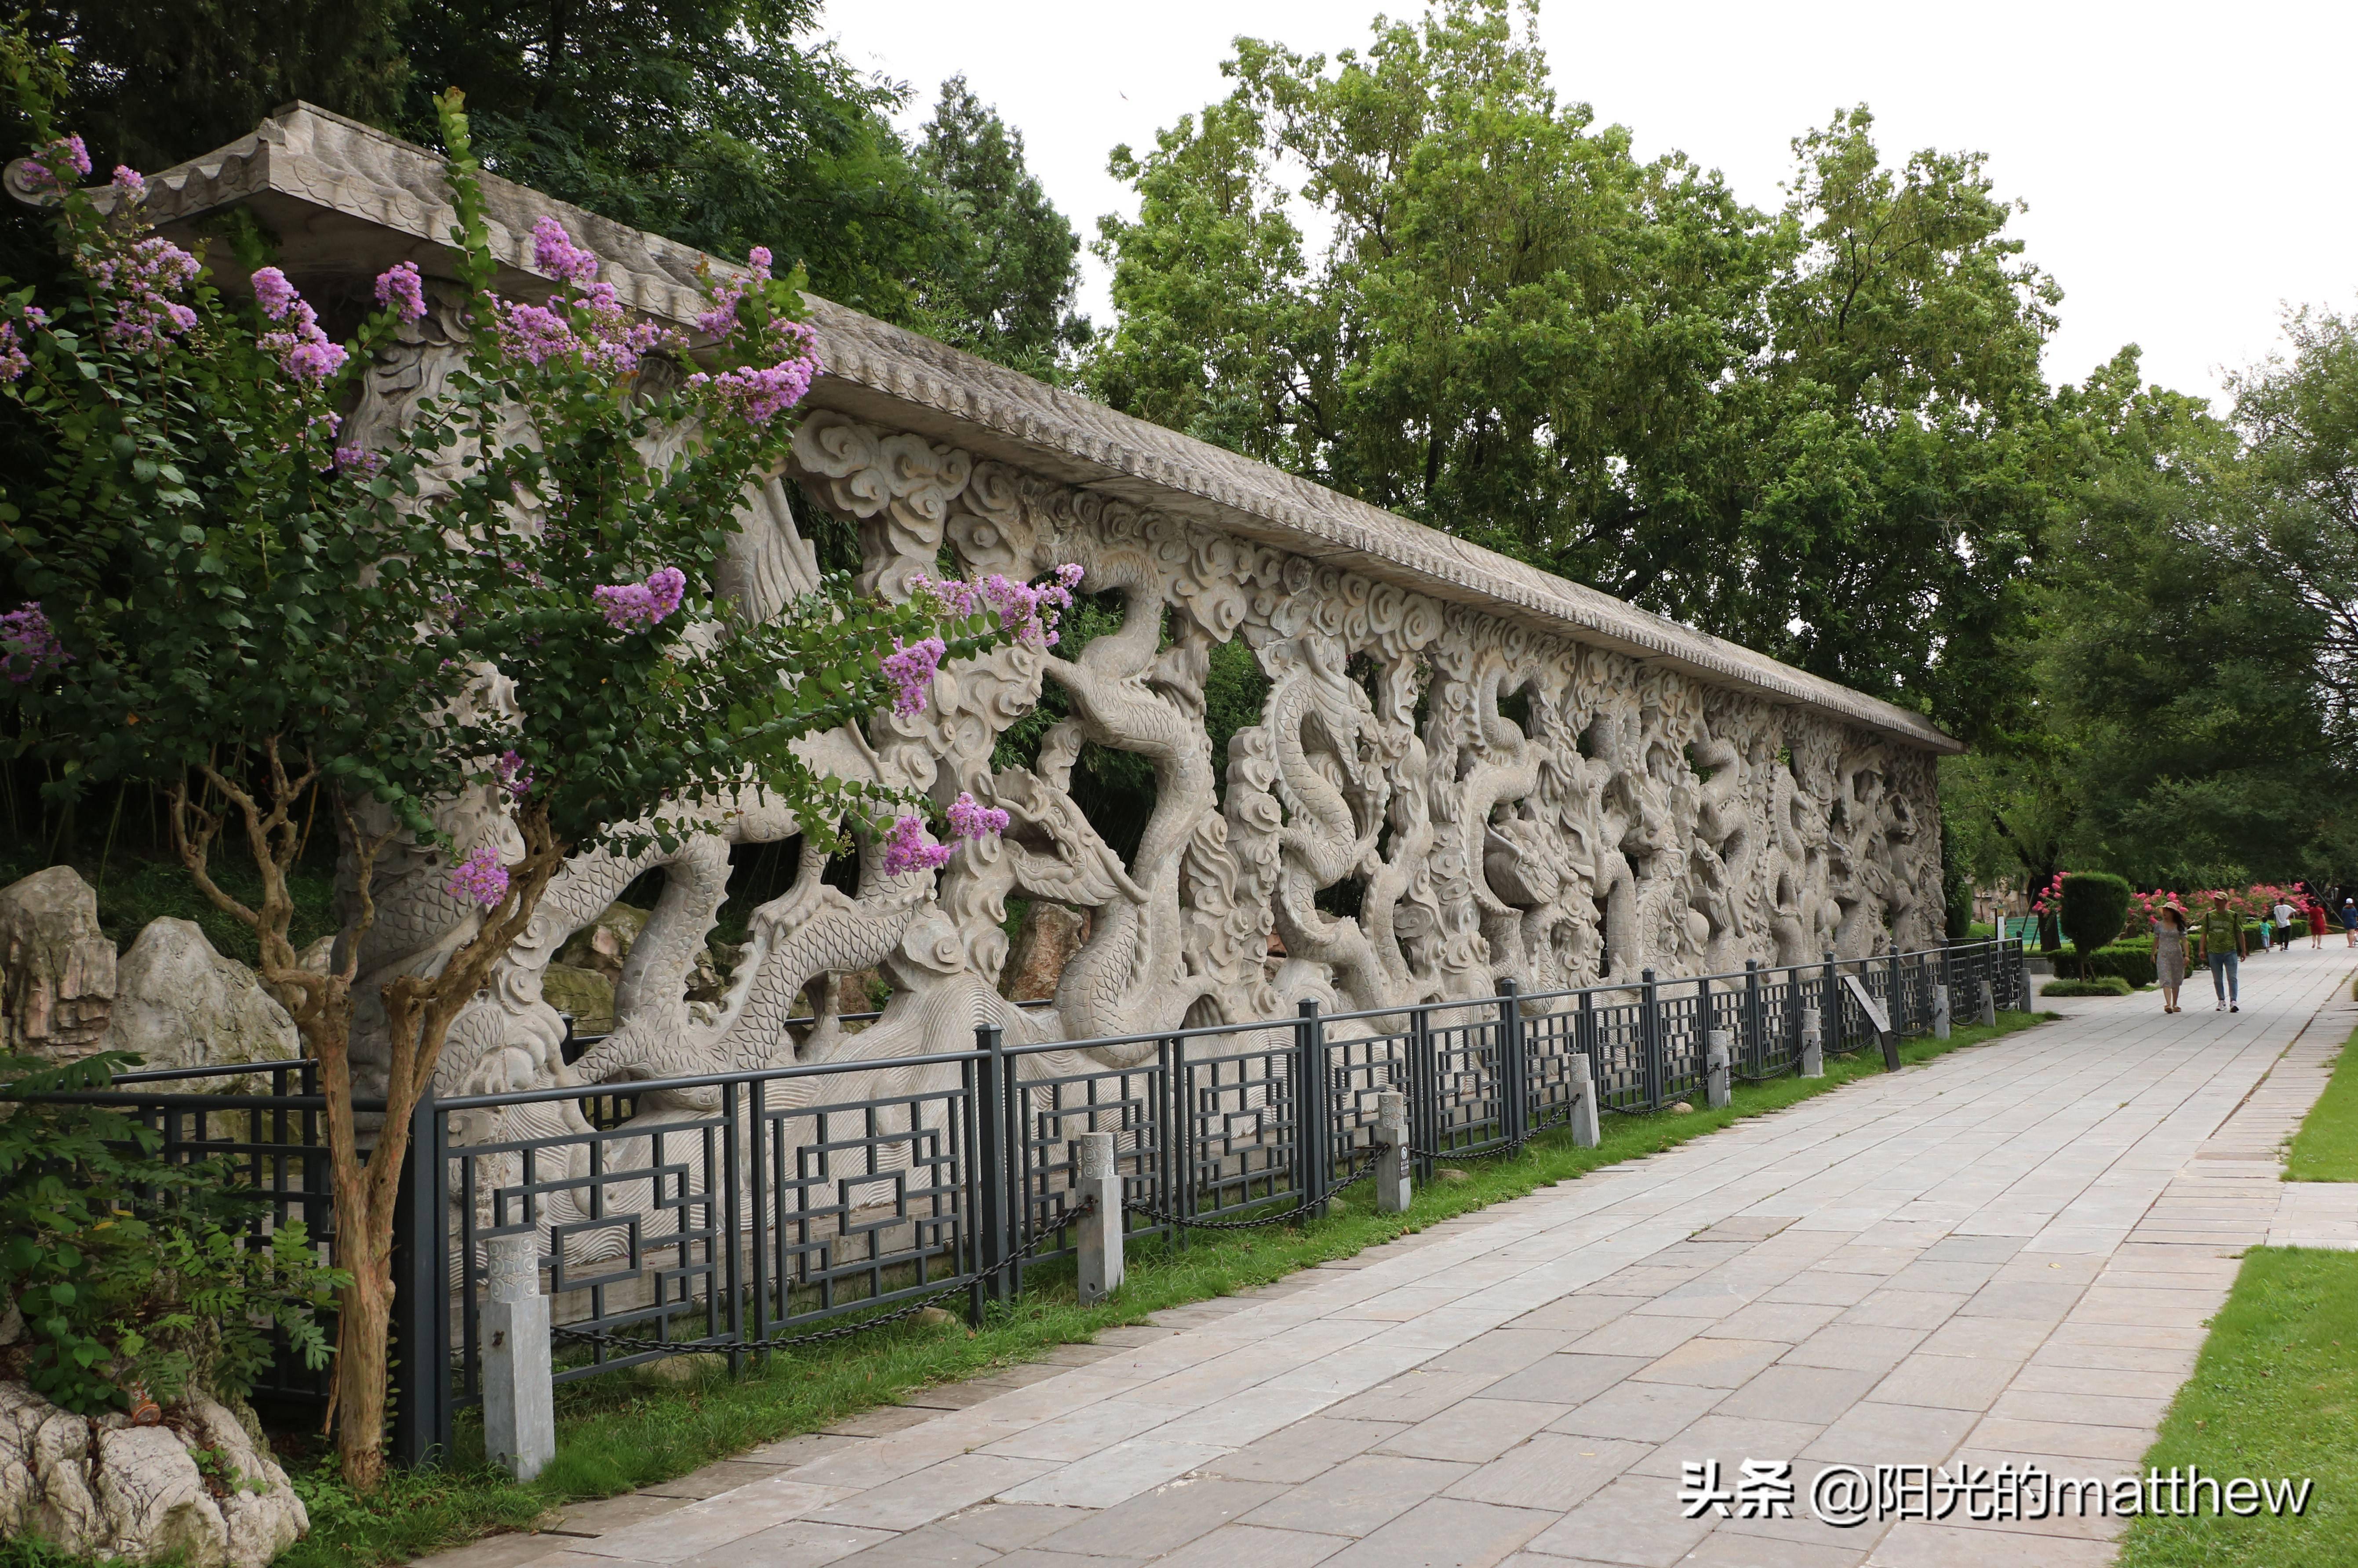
[2284,1026,2358,1180]
[2117,1247,2358,1567]
[228,1009,2047,1568]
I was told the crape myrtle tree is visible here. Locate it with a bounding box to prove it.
[0,39,1073,1486]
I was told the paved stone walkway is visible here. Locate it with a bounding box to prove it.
[426,946,2358,1568]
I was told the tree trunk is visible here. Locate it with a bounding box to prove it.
[332,1220,395,1491]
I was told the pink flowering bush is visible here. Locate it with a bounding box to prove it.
[0,51,1052,1485]
[0,602,66,682]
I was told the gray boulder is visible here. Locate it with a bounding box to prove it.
[104,918,298,1077]
[0,864,117,1061]
[0,1382,309,1568]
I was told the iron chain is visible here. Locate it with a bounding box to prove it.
[1122,1148,1380,1230]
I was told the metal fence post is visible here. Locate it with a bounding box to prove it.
[1889,951,1906,1033]
[1499,977,1527,1147]
[1743,959,1763,1078]
[1158,1034,1186,1253]
[1295,1000,1329,1211]
[974,1024,1012,1306]
[1823,951,1841,1052]
[1410,1003,1437,1183]
[1640,969,1663,1111]
[389,1082,446,1469]
[720,1079,743,1377]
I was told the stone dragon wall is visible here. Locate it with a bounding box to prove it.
[52,102,1947,1124]
[360,396,1941,1111]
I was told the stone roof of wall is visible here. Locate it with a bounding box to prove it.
[60,101,1959,754]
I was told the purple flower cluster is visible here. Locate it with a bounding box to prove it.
[0,320,28,383]
[443,844,511,909]
[110,166,144,200]
[84,237,200,352]
[695,246,771,338]
[593,566,688,630]
[882,635,946,717]
[495,749,533,799]
[333,443,384,475]
[488,221,673,375]
[946,791,1012,839]
[910,563,1084,651]
[249,265,348,383]
[880,815,954,877]
[374,261,426,324]
[0,603,67,684]
[878,791,1012,878]
[19,135,89,193]
[531,216,600,286]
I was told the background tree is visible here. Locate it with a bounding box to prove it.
[910,75,1090,379]
[1088,0,2071,743]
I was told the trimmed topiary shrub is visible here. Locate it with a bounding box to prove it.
[2042,975,2133,998]
[2060,873,2134,976]
[2077,943,2157,988]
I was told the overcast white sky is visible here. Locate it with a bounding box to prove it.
[827,0,2358,411]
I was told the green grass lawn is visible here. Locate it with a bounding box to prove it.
[0,1009,2051,1568]
[2116,1247,2358,1567]
[2285,1026,2358,1181]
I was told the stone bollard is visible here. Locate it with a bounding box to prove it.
[482,1229,554,1481]
[1074,1131,1125,1306]
[1706,1029,1732,1110]
[1373,1091,1412,1213]
[1567,1051,1602,1147]
[1799,1007,1824,1079]
[1977,978,1998,1028]
[1932,983,1952,1041]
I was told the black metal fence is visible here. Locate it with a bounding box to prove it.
[5,938,2027,1466]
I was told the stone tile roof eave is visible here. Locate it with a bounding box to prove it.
[98,100,1960,756]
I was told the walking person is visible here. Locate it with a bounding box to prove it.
[2345,895,2357,947]
[2197,897,2245,1012]
[2272,894,2297,951]
[2154,900,2190,1014]
[2309,892,2331,950]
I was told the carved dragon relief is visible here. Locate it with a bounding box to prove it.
[335,382,1945,1263]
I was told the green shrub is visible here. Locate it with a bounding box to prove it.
[2074,943,2158,988]
[2043,976,2133,997]
[0,1051,346,1413]
[2059,873,2134,972]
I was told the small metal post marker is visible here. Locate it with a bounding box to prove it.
[1799,1007,1824,1078]
[1932,983,1952,1041]
[1374,1091,1412,1213]
[1075,1131,1124,1306]
[1706,1029,1732,1110]
[1568,1051,1601,1147]
[482,1229,554,1481]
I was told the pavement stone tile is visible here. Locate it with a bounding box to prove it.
[1547,1382,1726,1445]
[1150,1524,1350,1568]
[1241,1455,1477,1537]
[1313,1498,1553,1568]
[1715,1365,1885,1425]
[1630,1338,1788,1389]
[1376,1399,1568,1463]
[1867,1355,2022,1413]
[1504,1296,1655,1335]
[1443,1435,1653,1508]
[1475,1354,1652,1404]
[1801,1402,1979,1466]
[1519,1474,1714,1566]
[1033,1477,1289,1557]
[1201,1419,1408,1485]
